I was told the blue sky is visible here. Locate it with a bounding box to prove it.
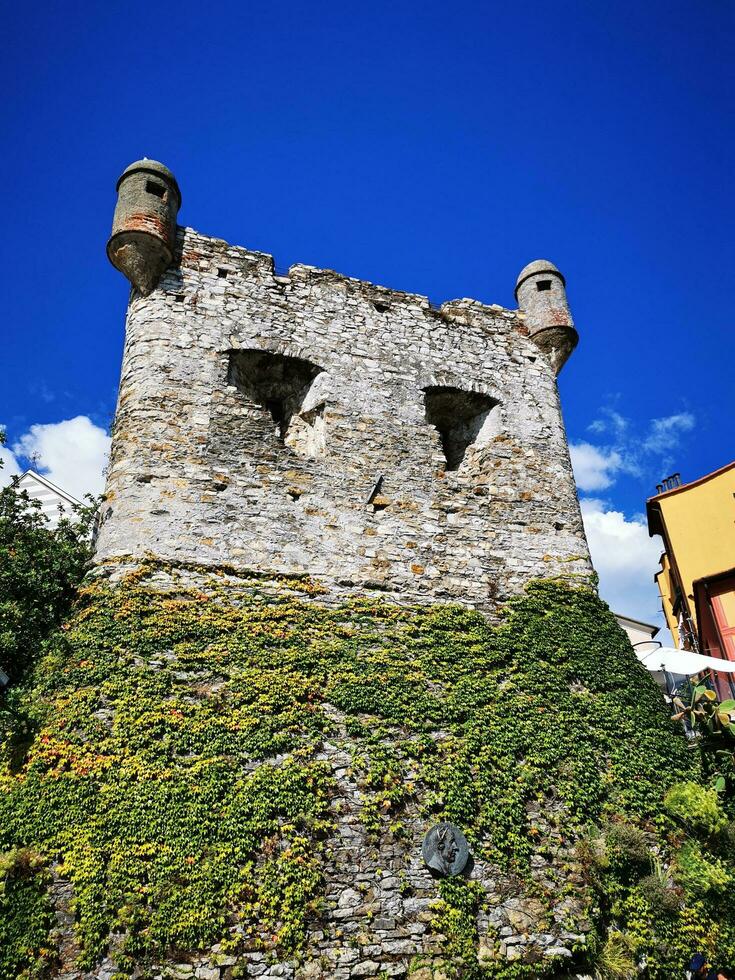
[1,0,732,623]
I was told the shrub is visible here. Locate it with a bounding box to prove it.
[673,841,731,897]
[663,781,728,837]
[637,855,681,915]
[595,930,637,980]
[605,822,650,872]
[576,825,609,879]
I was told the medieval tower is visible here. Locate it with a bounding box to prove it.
[0,158,699,980]
[98,158,592,609]
[16,155,711,980]
[75,158,616,980]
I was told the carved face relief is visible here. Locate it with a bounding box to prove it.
[422,822,470,878]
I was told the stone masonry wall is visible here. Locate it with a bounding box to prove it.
[94,228,592,612]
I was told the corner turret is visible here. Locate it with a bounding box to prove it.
[107,159,181,295]
[515,259,578,374]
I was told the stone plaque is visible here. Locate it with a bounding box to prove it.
[422,822,470,877]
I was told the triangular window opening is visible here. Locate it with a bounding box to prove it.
[228,349,327,457]
[424,386,499,471]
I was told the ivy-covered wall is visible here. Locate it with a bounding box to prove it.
[1,564,733,980]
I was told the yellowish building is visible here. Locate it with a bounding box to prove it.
[647,461,735,666]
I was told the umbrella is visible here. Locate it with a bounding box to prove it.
[634,642,735,676]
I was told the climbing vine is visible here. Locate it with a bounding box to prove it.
[0,564,732,978]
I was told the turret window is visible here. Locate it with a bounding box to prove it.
[145,180,166,199]
[536,280,552,291]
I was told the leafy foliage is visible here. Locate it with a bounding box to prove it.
[605,822,650,873]
[0,452,95,683]
[609,779,735,976]
[664,781,728,837]
[594,929,637,980]
[0,565,730,977]
[637,855,681,915]
[673,840,731,898]
[673,686,735,794]
[0,849,55,979]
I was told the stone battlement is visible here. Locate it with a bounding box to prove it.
[179,227,522,323]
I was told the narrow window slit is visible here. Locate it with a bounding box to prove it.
[146,180,166,199]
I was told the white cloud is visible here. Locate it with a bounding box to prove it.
[572,407,697,630]
[588,408,629,440]
[572,408,696,497]
[569,442,623,492]
[11,416,110,500]
[0,443,22,488]
[642,412,696,455]
[581,497,664,625]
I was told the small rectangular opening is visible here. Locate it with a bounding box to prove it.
[146,180,165,199]
[217,268,228,278]
[536,280,552,291]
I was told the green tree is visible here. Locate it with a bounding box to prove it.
[0,431,96,683]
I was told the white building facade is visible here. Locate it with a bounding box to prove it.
[14,470,81,528]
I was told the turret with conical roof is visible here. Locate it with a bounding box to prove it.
[515,259,578,374]
[107,159,181,295]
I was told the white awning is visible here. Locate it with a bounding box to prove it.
[634,642,735,676]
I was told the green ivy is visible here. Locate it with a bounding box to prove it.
[0,566,729,978]
[0,849,55,979]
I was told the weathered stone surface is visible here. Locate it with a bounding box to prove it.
[351,961,381,977]
[96,227,592,613]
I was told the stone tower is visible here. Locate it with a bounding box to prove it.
[97,160,592,610]
[5,162,699,980]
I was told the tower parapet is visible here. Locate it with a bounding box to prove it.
[515,259,578,374]
[107,159,181,295]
